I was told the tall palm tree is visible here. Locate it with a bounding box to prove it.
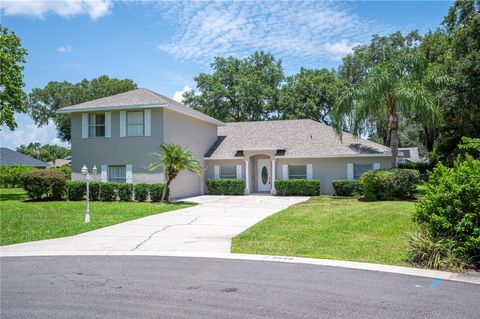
[148,143,201,202]
[332,53,446,167]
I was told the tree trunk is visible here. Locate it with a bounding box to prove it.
[390,128,399,168]
[160,179,171,203]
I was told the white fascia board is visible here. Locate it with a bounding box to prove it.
[275,153,391,159]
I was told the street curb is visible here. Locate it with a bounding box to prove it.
[1,251,479,285]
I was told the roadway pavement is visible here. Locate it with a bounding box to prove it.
[1,256,479,319]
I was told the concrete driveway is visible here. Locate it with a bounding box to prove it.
[0,195,308,256]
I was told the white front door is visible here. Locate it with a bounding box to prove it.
[257,159,271,192]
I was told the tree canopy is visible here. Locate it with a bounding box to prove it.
[16,142,70,163]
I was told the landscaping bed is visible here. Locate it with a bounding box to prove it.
[0,188,194,246]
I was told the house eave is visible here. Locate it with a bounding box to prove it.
[204,153,391,160]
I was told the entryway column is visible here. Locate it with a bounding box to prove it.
[244,158,250,194]
[271,159,276,195]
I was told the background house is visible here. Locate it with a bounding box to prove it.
[0,148,49,167]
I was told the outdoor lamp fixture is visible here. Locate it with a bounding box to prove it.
[82,164,97,223]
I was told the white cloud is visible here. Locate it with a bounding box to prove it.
[172,85,192,103]
[324,39,359,61]
[57,45,73,53]
[1,0,113,20]
[155,1,390,64]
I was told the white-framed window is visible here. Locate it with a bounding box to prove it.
[288,165,307,179]
[126,111,145,136]
[108,165,126,183]
[354,164,373,179]
[88,113,105,138]
[220,166,236,179]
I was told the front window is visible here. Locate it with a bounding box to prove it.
[88,113,105,138]
[289,165,307,179]
[108,165,126,183]
[220,165,236,179]
[354,164,373,179]
[127,111,144,136]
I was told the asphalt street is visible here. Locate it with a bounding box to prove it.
[1,256,479,319]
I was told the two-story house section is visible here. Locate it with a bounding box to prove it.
[58,88,224,199]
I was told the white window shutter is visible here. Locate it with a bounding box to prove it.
[347,163,354,180]
[373,163,381,170]
[120,111,126,137]
[144,109,151,136]
[236,164,242,179]
[105,112,111,138]
[82,113,88,139]
[101,164,107,182]
[126,164,133,184]
[306,164,313,180]
[214,165,220,179]
[282,164,289,180]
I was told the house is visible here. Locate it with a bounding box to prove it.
[48,156,72,168]
[398,147,423,164]
[59,88,392,198]
[0,148,49,167]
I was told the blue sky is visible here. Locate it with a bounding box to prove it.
[0,0,452,149]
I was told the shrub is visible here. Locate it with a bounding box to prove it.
[117,183,133,201]
[150,183,169,202]
[20,169,66,201]
[332,180,358,196]
[0,165,36,188]
[89,182,101,201]
[207,179,245,195]
[413,156,480,267]
[65,180,86,201]
[398,162,431,181]
[275,180,320,196]
[99,182,117,201]
[359,169,419,201]
[52,166,72,180]
[134,183,149,202]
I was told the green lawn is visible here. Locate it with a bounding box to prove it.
[0,188,194,246]
[232,196,417,265]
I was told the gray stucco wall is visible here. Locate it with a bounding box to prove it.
[163,108,218,198]
[71,109,164,184]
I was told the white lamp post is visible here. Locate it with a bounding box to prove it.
[82,164,97,223]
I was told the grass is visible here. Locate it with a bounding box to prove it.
[0,188,194,246]
[232,196,417,265]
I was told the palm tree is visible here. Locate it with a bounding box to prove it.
[332,53,446,167]
[148,143,201,202]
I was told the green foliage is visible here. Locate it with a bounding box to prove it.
[206,179,245,195]
[99,182,117,202]
[332,180,359,196]
[16,143,70,163]
[89,182,101,201]
[359,169,420,201]
[65,181,86,201]
[184,51,284,122]
[458,137,480,159]
[149,183,169,202]
[149,143,201,202]
[133,183,149,202]
[117,183,133,201]
[398,162,431,174]
[51,166,71,180]
[0,165,35,187]
[27,75,137,141]
[413,156,480,266]
[20,169,66,201]
[275,180,321,196]
[0,26,28,130]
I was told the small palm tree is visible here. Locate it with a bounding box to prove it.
[332,53,447,167]
[148,143,201,202]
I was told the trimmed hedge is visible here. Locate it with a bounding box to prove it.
[0,165,36,188]
[20,169,66,201]
[332,180,358,196]
[359,169,420,201]
[117,183,133,201]
[65,180,86,201]
[89,182,101,201]
[99,182,117,201]
[207,179,245,195]
[150,183,169,202]
[134,183,150,202]
[275,179,320,196]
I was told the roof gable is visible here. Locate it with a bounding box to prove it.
[0,148,48,167]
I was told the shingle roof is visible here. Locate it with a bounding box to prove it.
[206,119,391,158]
[0,148,48,167]
[57,88,224,125]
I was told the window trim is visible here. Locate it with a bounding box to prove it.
[88,113,106,138]
[108,165,127,183]
[220,165,236,179]
[126,111,145,137]
[288,164,307,180]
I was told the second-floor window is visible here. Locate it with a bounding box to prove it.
[89,113,105,138]
[127,111,144,136]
